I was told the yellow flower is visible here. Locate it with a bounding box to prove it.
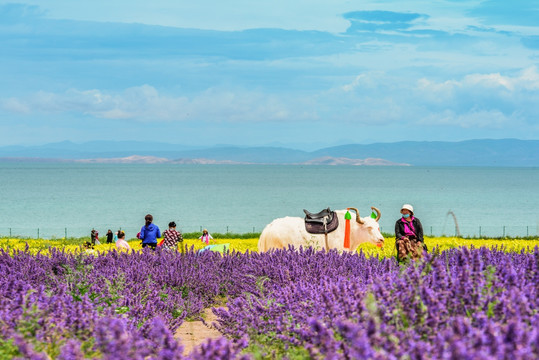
[1,236,537,257]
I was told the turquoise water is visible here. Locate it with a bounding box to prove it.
[0,163,538,238]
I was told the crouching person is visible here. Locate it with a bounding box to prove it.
[395,204,427,263]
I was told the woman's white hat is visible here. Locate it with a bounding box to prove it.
[401,204,414,213]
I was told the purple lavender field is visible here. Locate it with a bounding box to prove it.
[1,246,538,359]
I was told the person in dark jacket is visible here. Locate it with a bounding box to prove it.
[106,229,113,244]
[140,214,161,250]
[395,204,426,262]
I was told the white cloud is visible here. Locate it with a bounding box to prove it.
[326,66,539,129]
[3,66,538,136]
[417,109,513,128]
[0,98,31,114]
[0,85,310,123]
[419,66,539,93]
[464,73,515,91]
[413,66,539,125]
[342,75,366,92]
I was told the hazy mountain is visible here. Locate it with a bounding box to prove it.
[301,157,410,166]
[0,139,537,166]
[76,156,250,165]
[313,139,539,166]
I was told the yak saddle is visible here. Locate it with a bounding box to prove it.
[303,208,339,235]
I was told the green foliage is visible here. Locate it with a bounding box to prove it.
[101,272,126,307]
[482,265,501,319]
[171,308,184,319]
[64,258,94,302]
[12,293,69,359]
[255,276,270,294]
[0,338,21,359]
[243,332,311,360]
[179,285,190,299]
[115,306,130,315]
[17,302,41,338]
[80,338,101,359]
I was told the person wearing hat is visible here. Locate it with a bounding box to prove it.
[199,229,213,245]
[395,204,426,262]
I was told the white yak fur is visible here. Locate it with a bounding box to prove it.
[258,210,384,252]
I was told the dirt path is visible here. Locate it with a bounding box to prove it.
[175,308,224,355]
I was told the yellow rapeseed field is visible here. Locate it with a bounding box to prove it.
[0,237,261,255]
[0,236,537,257]
[356,236,539,258]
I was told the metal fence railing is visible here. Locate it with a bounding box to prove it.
[0,226,263,240]
[1,224,538,240]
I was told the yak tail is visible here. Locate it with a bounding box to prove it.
[258,227,268,252]
[258,223,277,252]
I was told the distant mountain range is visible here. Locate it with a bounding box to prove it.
[69,155,408,166]
[0,139,537,166]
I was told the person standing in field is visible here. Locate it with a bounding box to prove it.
[106,229,113,244]
[115,230,131,251]
[395,204,426,262]
[162,221,183,251]
[140,214,161,250]
[199,229,213,245]
[90,229,99,246]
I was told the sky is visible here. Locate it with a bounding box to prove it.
[0,0,538,148]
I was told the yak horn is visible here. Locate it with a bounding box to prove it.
[371,206,381,222]
[348,207,364,224]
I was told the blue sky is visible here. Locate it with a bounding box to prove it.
[0,1,538,148]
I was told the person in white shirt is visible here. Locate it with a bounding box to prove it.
[199,229,213,245]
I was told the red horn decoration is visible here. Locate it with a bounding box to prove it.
[344,209,351,249]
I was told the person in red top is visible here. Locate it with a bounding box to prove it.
[162,221,183,251]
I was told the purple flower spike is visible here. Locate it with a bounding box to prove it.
[188,337,249,360]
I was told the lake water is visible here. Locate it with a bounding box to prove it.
[0,163,538,239]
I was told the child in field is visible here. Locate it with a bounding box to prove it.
[115,230,131,251]
[199,229,213,245]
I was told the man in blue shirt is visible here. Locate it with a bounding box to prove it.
[140,214,161,250]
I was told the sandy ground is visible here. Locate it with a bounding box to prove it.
[175,307,224,355]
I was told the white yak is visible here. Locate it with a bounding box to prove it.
[258,207,384,252]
